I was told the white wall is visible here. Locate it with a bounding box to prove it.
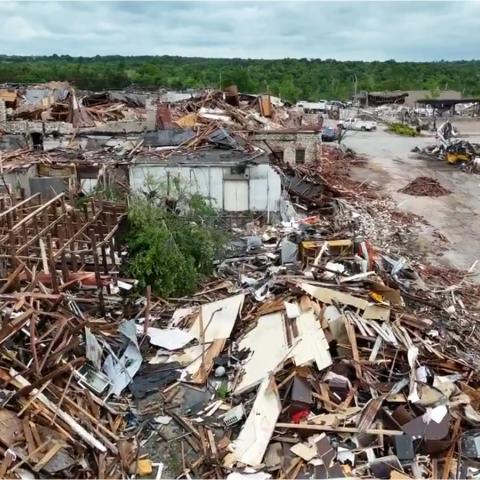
[3,165,37,196]
[249,163,282,212]
[130,163,281,213]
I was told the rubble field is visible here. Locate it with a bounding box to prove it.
[0,86,479,480]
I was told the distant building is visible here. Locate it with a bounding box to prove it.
[353,89,463,108]
[353,91,409,107]
[404,90,462,108]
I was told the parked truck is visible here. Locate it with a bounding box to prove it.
[296,100,328,113]
[338,118,377,131]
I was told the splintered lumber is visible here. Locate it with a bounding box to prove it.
[275,422,404,436]
[32,443,63,472]
[0,308,35,345]
[5,369,107,453]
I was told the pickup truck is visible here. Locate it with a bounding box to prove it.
[338,118,377,131]
[296,100,328,113]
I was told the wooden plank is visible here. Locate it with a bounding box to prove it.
[46,235,59,293]
[0,194,41,222]
[15,214,66,256]
[275,422,404,435]
[206,429,217,457]
[344,312,362,378]
[29,311,40,375]
[0,308,34,345]
[0,262,25,293]
[89,228,105,315]
[0,449,14,478]
[23,419,37,457]
[6,193,64,235]
[32,443,63,472]
[5,369,107,453]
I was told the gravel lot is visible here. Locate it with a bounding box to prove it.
[341,128,480,275]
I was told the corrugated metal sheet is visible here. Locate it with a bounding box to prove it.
[159,92,194,103]
[29,176,69,200]
[130,164,281,213]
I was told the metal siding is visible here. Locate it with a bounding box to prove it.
[266,165,282,212]
[224,180,249,211]
[3,165,36,197]
[249,165,269,211]
[130,165,224,209]
[130,164,281,213]
[29,177,69,200]
[207,167,224,209]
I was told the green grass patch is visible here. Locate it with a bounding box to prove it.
[388,122,419,137]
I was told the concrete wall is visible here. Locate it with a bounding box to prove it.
[145,98,156,131]
[79,120,146,134]
[130,163,282,213]
[2,119,147,137]
[250,131,321,166]
[42,134,140,151]
[0,100,6,123]
[2,121,74,135]
[2,165,37,197]
[0,134,27,150]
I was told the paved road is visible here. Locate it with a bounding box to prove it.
[341,128,480,273]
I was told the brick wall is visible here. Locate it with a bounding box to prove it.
[250,131,321,166]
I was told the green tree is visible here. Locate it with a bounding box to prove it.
[1,55,480,100]
[124,178,227,298]
[279,77,300,102]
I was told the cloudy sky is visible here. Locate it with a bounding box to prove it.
[0,1,478,60]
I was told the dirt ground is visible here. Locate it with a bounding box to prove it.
[341,128,480,278]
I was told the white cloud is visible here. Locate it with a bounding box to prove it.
[3,15,53,41]
[0,1,478,60]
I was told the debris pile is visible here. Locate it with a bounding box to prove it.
[0,193,141,478]
[99,147,475,479]
[0,83,147,126]
[412,139,480,174]
[126,193,480,479]
[0,141,479,478]
[1,85,480,479]
[170,90,296,131]
[399,177,451,197]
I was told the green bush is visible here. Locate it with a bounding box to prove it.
[124,177,227,298]
[388,122,418,137]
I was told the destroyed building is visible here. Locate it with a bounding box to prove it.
[1,79,480,480]
[131,149,282,213]
[0,83,321,215]
[0,84,155,151]
[354,90,409,107]
[249,129,321,165]
[353,90,465,108]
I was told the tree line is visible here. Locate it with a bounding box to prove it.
[1,55,479,102]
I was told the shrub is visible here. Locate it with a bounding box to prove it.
[388,122,418,137]
[124,177,227,298]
